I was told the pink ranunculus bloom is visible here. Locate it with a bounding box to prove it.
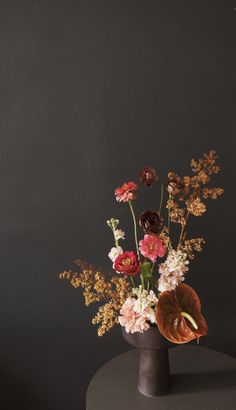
[115,181,138,203]
[139,234,166,263]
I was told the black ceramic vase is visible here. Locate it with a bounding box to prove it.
[122,326,173,397]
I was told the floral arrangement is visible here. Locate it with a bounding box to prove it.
[60,151,223,344]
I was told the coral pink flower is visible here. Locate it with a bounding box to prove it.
[115,181,137,203]
[139,234,166,263]
[114,251,140,276]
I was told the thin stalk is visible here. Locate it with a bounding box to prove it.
[178,211,190,247]
[113,234,119,248]
[159,183,164,215]
[130,276,135,289]
[140,274,145,289]
[167,206,170,233]
[128,201,140,259]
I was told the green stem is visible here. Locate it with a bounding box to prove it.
[130,276,135,289]
[159,183,164,215]
[167,194,172,234]
[128,201,140,259]
[113,234,119,248]
[167,208,170,233]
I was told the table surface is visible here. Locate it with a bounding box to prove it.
[86,345,236,410]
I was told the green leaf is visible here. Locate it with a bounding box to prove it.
[141,261,153,280]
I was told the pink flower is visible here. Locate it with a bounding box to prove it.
[139,234,166,263]
[115,181,137,203]
[108,246,123,263]
[118,297,150,333]
[118,288,158,334]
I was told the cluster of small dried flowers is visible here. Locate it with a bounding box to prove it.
[59,259,131,336]
[167,151,223,227]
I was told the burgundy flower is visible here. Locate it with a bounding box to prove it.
[139,210,163,235]
[114,251,140,276]
[140,166,158,187]
[115,181,138,203]
[167,174,184,196]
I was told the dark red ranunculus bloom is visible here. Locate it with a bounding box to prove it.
[140,166,158,187]
[139,210,163,235]
[114,251,140,276]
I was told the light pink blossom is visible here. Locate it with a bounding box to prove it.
[108,246,123,263]
[119,297,150,333]
[114,229,125,241]
[139,234,166,263]
[158,249,189,292]
[119,288,158,334]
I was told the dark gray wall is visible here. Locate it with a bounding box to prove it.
[0,1,235,409]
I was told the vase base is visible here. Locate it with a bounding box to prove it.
[138,384,171,397]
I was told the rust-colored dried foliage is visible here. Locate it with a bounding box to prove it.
[59,260,131,336]
[167,150,223,257]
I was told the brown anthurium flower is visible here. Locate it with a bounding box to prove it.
[139,210,163,235]
[156,283,208,344]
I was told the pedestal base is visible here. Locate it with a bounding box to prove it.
[86,345,236,410]
[138,348,170,396]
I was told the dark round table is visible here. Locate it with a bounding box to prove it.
[86,345,236,410]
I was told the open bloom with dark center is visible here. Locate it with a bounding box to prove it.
[139,234,166,263]
[156,283,208,344]
[140,166,158,187]
[139,210,163,235]
[167,174,184,196]
[115,181,138,203]
[114,251,140,276]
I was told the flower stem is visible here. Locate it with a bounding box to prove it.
[130,276,135,289]
[140,274,145,289]
[159,183,164,215]
[167,204,171,233]
[178,211,190,248]
[128,201,140,259]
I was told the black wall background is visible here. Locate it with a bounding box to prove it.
[0,1,235,409]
